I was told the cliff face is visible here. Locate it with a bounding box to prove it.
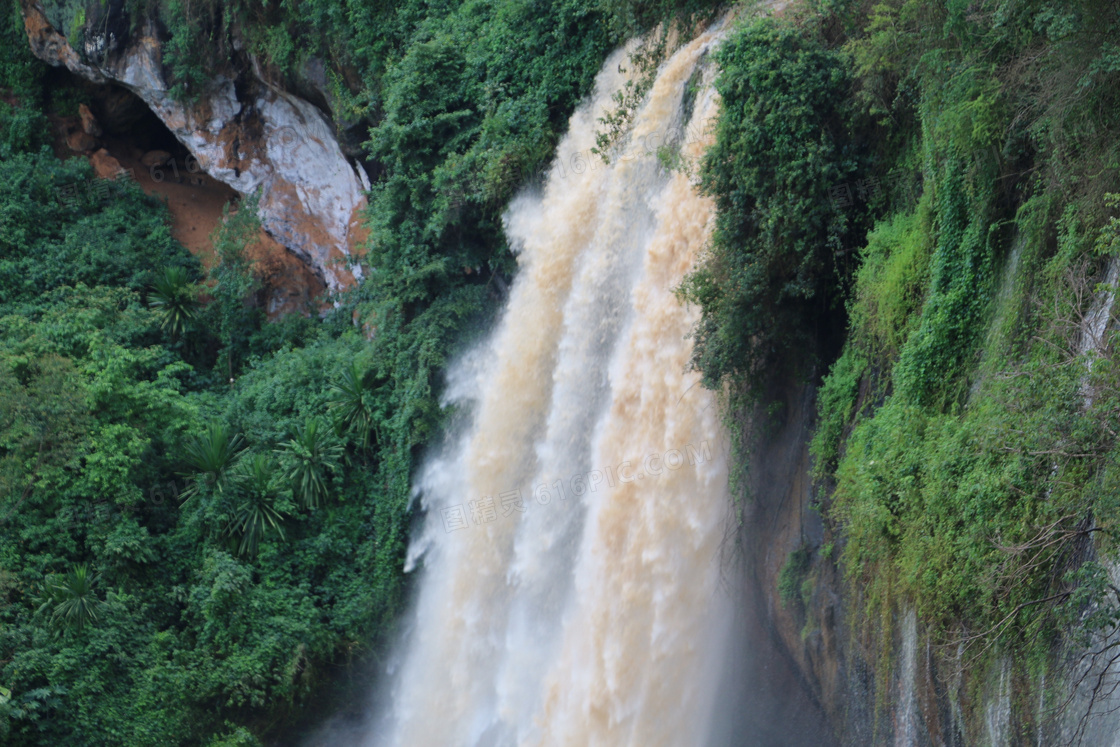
[742,381,946,745]
[20,0,369,292]
[745,306,1120,746]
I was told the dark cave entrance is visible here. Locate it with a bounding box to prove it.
[46,65,192,170]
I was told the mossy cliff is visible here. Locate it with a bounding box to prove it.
[695,1,1120,744]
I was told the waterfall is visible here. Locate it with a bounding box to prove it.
[895,609,918,747]
[985,658,1012,747]
[1060,258,1120,745]
[365,23,735,747]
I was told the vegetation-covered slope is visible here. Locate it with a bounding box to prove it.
[684,0,1120,739]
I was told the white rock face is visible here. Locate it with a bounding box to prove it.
[20,1,367,291]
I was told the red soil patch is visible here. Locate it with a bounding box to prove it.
[93,131,326,318]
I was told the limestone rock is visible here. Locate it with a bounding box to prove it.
[140,149,171,167]
[66,129,98,152]
[90,148,124,179]
[78,102,101,136]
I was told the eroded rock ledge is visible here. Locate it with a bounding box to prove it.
[20,0,370,293]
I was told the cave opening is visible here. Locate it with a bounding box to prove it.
[99,98,186,163]
[46,67,187,169]
[47,66,328,318]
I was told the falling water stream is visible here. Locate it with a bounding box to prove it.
[364,23,738,747]
[895,609,918,747]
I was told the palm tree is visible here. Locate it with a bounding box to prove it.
[328,362,376,449]
[35,564,102,632]
[180,422,246,503]
[276,418,343,510]
[149,266,199,338]
[227,453,287,558]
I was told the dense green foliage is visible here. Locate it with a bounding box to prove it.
[0,152,401,745]
[0,4,382,743]
[0,60,404,747]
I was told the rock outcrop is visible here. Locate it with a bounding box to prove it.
[19,0,368,292]
[64,127,98,153]
[78,102,101,135]
[89,148,123,178]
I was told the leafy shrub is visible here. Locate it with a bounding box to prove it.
[227,453,289,558]
[276,418,343,510]
[33,564,102,633]
[810,346,867,480]
[0,150,192,313]
[680,14,865,395]
[149,265,199,338]
[848,205,932,362]
[0,102,48,153]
